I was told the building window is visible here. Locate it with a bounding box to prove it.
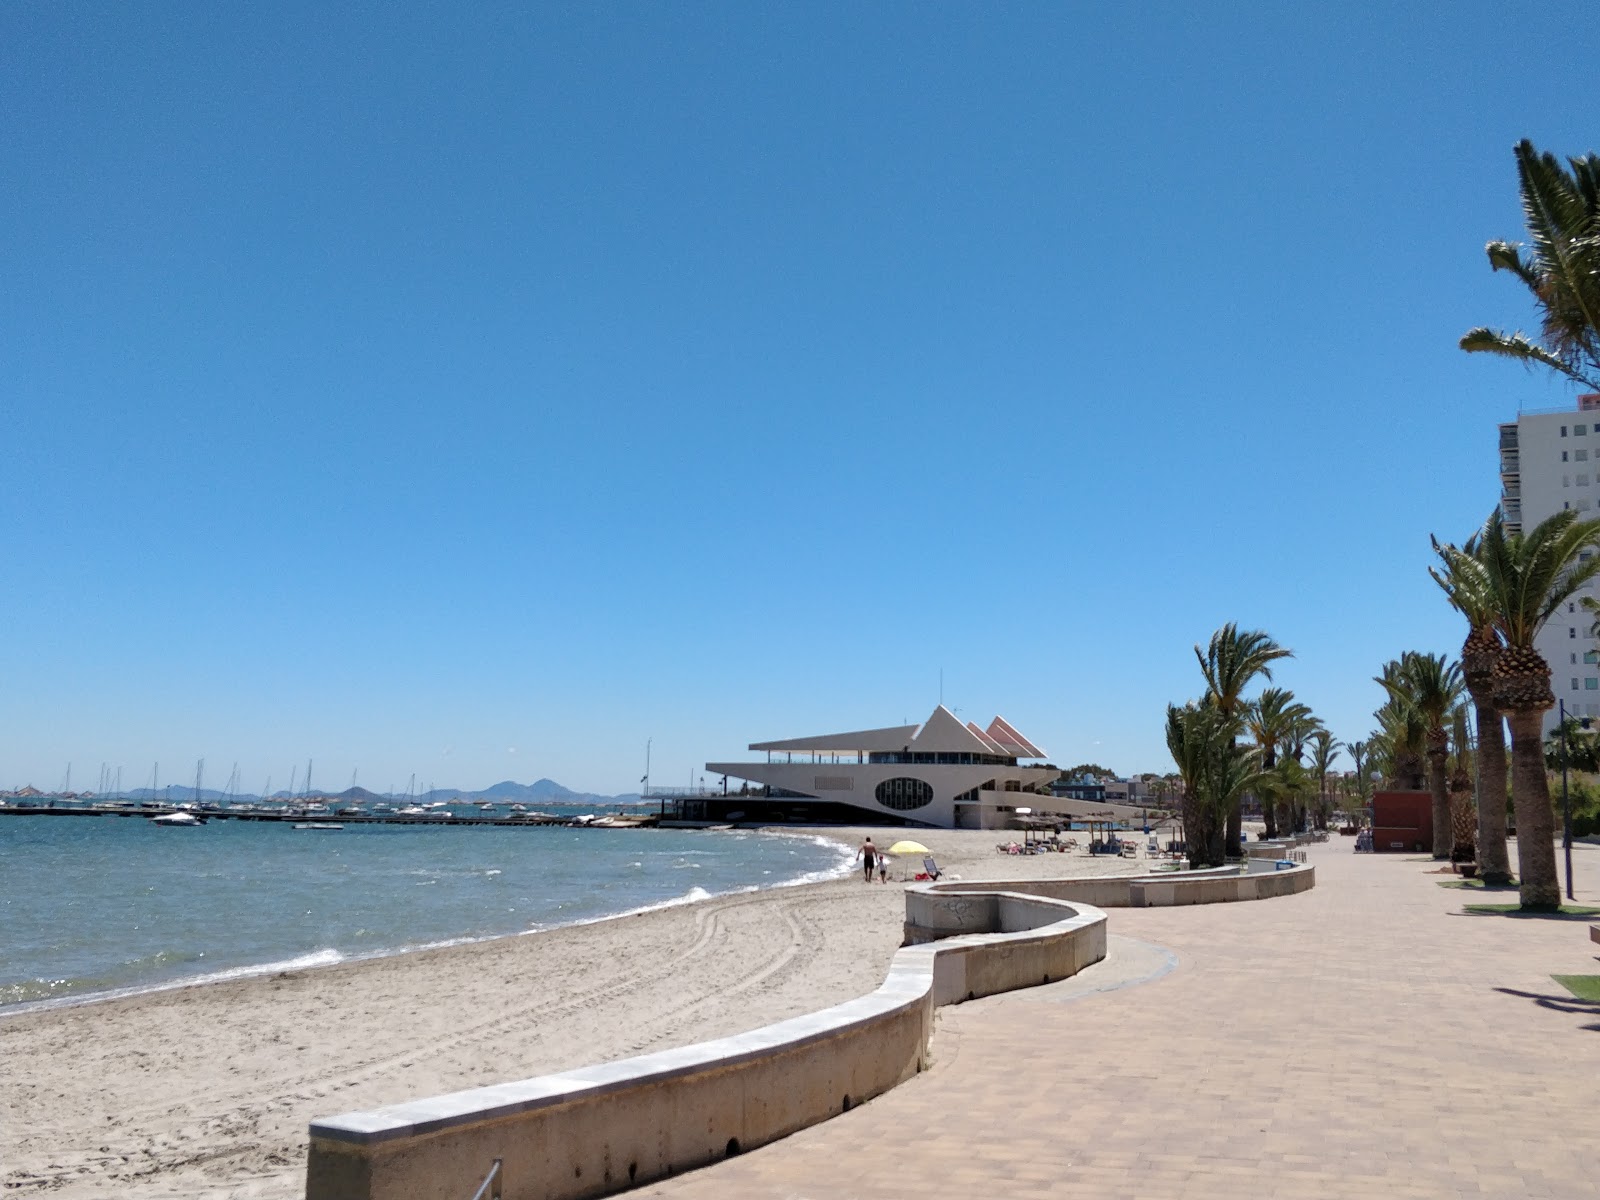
[1587,678,1598,691]
[874,777,933,811]
[1572,627,1579,638]
[1565,451,1571,461]
[1574,678,1581,690]
[1571,603,1578,613]
[1585,651,1598,664]
[1563,426,1569,436]
[1580,425,1589,435]
[1580,451,1590,462]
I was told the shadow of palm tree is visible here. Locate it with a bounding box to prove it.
[1493,985,1600,1031]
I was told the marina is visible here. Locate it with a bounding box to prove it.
[0,802,660,828]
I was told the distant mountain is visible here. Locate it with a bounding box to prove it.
[419,779,620,805]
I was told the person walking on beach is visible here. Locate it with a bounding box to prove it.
[857,836,877,883]
[878,853,890,883]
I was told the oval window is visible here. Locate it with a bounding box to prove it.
[875,777,933,811]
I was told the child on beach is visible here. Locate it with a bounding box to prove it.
[878,854,890,883]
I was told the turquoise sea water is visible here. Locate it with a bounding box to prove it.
[0,816,851,1010]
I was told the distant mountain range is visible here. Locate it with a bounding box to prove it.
[94,778,641,805]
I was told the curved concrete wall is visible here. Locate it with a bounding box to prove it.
[905,862,1314,941]
[306,893,1107,1200]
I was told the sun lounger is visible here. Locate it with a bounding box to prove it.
[922,855,942,881]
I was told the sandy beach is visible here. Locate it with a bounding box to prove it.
[0,828,1149,1199]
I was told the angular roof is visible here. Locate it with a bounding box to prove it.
[908,706,996,755]
[750,723,921,754]
[966,721,1009,754]
[985,715,1046,759]
[747,706,1047,758]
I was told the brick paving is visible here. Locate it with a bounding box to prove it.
[641,841,1600,1200]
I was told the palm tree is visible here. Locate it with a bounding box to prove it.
[1379,652,1465,859]
[1166,701,1260,868]
[1460,140,1600,390]
[1480,509,1600,909]
[1372,661,1428,791]
[1244,688,1310,838]
[1430,532,1515,885]
[1308,729,1342,832]
[1346,738,1372,824]
[1196,624,1292,856]
[1448,705,1478,862]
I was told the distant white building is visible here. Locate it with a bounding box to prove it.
[1498,392,1600,729]
[703,706,1060,829]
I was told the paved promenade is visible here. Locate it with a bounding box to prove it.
[643,841,1600,1200]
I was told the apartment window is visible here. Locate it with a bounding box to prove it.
[1586,678,1598,691]
[1574,678,1581,690]
[1567,501,1573,510]
[1585,651,1598,664]
[1565,451,1571,461]
[1579,424,1589,435]
[1571,627,1578,638]
[1573,652,1580,664]
[1564,475,1571,487]
[1563,425,1569,436]
[1579,450,1590,461]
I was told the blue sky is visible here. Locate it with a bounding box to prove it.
[4,3,1597,795]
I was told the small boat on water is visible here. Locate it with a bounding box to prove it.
[294,822,344,831]
[151,811,204,827]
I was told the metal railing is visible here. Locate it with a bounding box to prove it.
[468,1158,502,1200]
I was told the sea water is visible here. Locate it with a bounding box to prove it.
[0,816,852,1011]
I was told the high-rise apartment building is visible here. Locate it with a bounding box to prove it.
[1498,393,1600,729]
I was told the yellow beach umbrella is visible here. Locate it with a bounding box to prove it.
[887,840,930,856]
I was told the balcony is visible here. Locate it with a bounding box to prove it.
[1503,485,1522,501]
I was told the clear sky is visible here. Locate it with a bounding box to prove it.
[4,3,1597,796]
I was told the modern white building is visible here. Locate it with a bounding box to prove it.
[1498,393,1600,729]
[700,706,1062,829]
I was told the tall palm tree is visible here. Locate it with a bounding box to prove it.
[1447,704,1478,862]
[1244,688,1310,838]
[1380,652,1465,859]
[1308,729,1342,832]
[1166,700,1260,869]
[1196,624,1292,855]
[1430,532,1515,885]
[1480,509,1600,909]
[1461,140,1600,390]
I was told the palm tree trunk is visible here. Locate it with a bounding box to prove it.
[1428,751,1451,859]
[1225,801,1242,859]
[1262,795,1277,839]
[1474,699,1513,886]
[1506,710,1562,909]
